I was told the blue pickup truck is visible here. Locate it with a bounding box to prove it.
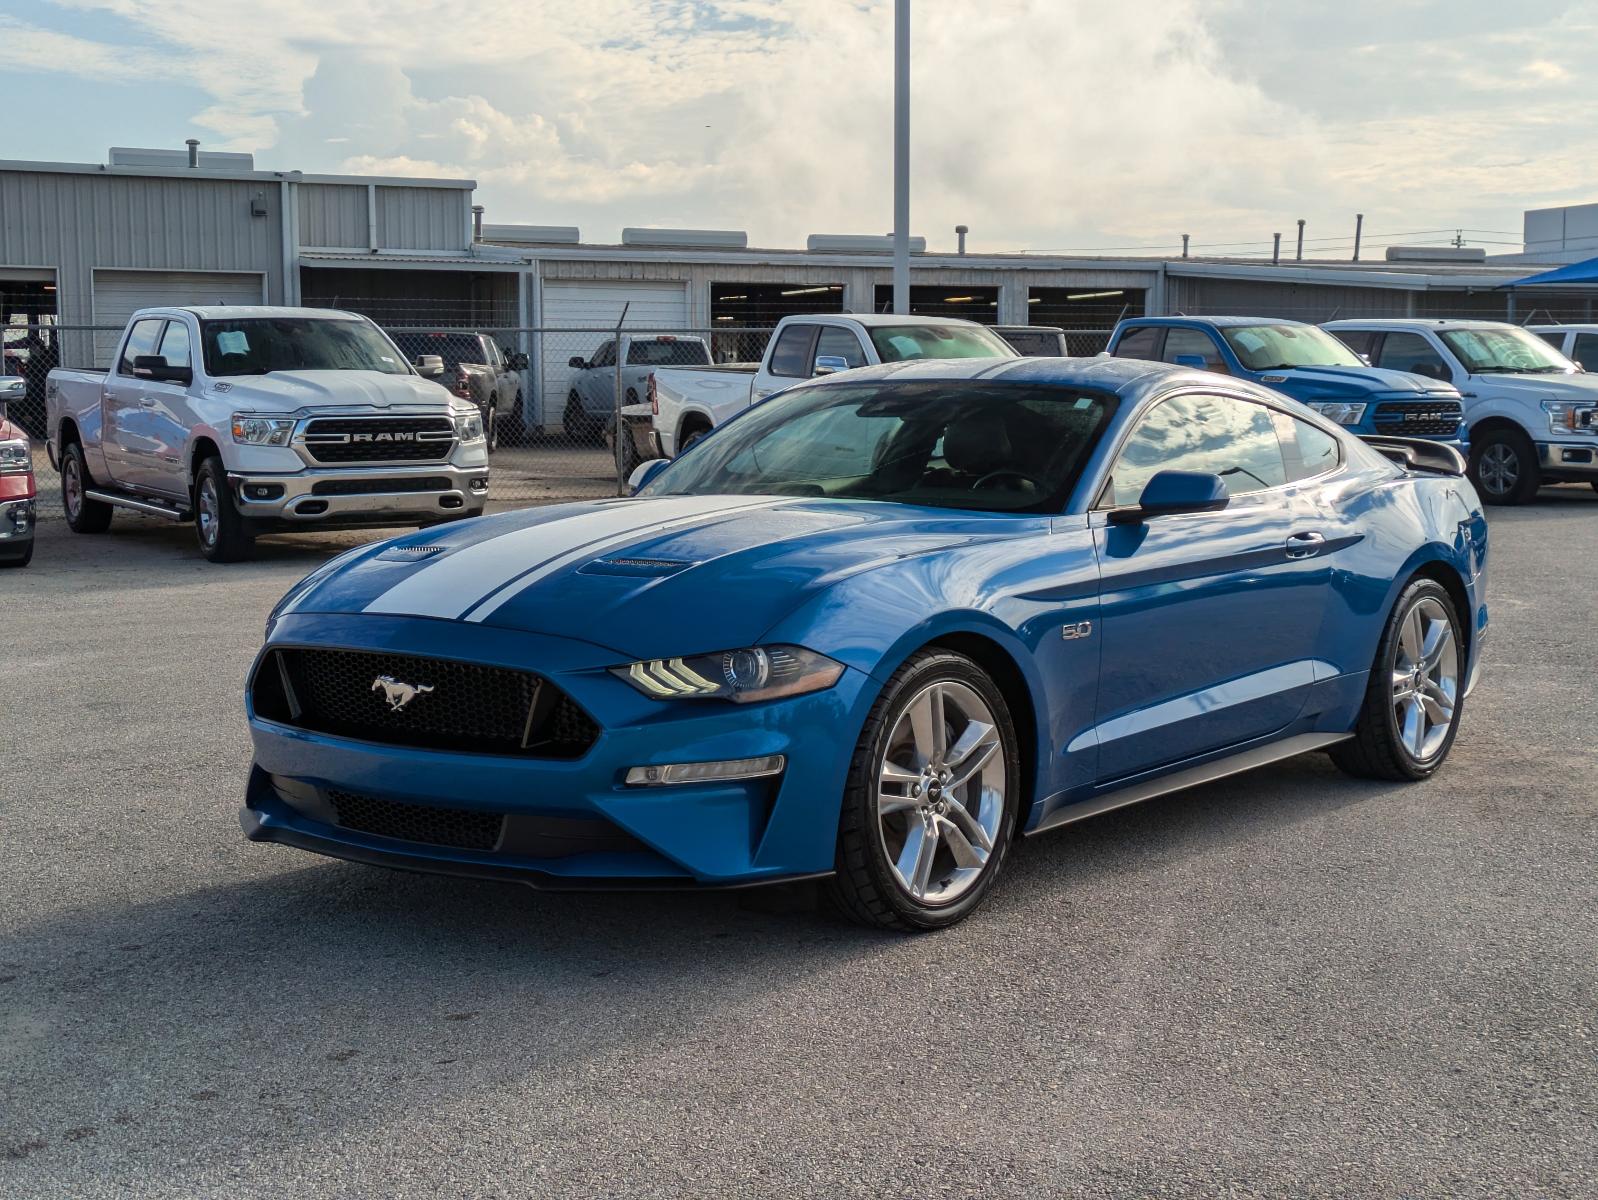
[1106,316,1466,445]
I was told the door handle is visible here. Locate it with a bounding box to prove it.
[139,397,158,408]
[1285,531,1326,559]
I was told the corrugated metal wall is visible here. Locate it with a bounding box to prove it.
[298,184,368,248]
[378,187,467,251]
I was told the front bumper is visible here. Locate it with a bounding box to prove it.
[1537,441,1598,477]
[242,613,877,888]
[227,463,489,524]
[0,494,33,559]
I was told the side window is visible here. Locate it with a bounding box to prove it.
[1161,328,1229,374]
[118,319,166,376]
[1572,333,1598,369]
[767,324,818,378]
[1105,392,1287,506]
[157,321,191,370]
[1531,330,1565,350]
[813,326,867,369]
[1111,326,1162,359]
[1376,332,1451,380]
[485,339,502,369]
[1332,329,1376,359]
[1272,411,1342,481]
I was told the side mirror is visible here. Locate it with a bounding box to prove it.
[1109,470,1230,524]
[812,355,851,377]
[568,356,588,369]
[414,354,445,378]
[628,458,671,494]
[506,351,529,371]
[132,354,193,386]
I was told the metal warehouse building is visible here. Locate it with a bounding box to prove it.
[3,144,1561,432]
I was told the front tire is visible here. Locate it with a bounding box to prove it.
[564,394,600,444]
[1469,427,1540,505]
[61,441,112,533]
[825,650,1020,931]
[1331,578,1465,781]
[194,455,255,563]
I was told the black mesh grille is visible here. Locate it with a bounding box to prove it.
[311,476,453,496]
[302,416,455,463]
[328,790,504,850]
[1373,401,1462,437]
[255,647,599,758]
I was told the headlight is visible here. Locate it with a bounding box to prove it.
[1542,399,1597,434]
[231,414,295,446]
[0,439,29,474]
[1307,401,1367,425]
[614,645,843,703]
[454,409,485,443]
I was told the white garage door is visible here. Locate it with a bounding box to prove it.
[92,270,265,366]
[539,280,689,418]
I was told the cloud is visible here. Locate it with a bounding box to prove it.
[16,0,1598,254]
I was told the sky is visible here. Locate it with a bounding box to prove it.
[3,0,1596,258]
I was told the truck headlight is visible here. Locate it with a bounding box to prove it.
[1542,399,1597,434]
[231,415,295,446]
[0,438,29,474]
[614,645,843,703]
[1306,402,1367,425]
[454,410,485,443]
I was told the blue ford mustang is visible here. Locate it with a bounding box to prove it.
[243,357,1489,929]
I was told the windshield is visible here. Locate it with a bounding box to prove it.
[200,318,411,377]
[627,339,710,366]
[392,332,485,371]
[867,324,1017,363]
[641,380,1116,513]
[1221,323,1364,370]
[997,329,1066,357]
[1440,327,1576,375]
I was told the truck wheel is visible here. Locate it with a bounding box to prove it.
[61,441,112,533]
[194,456,255,563]
[564,395,598,443]
[485,405,499,453]
[1468,427,1540,505]
[615,417,643,481]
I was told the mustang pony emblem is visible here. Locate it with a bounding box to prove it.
[372,675,434,712]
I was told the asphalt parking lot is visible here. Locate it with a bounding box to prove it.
[2,489,1596,1199]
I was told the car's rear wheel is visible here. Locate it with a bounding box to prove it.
[825,650,1020,931]
[61,441,112,533]
[1331,578,1465,781]
[1469,427,1540,504]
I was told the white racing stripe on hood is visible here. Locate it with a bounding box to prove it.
[362,496,785,620]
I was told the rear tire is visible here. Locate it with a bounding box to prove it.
[194,455,254,563]
[1331,578,1465,781]
[61,441,112,533]
[1469,427,1540,505]
[824,650,1021,931]
[679,422,710,454]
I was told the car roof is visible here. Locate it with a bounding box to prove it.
[800,313,988,328]
[1123,315,1312,329]
[1528,324,1598,333]
[1323,318,1515,331]
[143,306,369,321]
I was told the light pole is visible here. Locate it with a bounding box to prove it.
[892,0,910,314]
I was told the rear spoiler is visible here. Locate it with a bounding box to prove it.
[1359,435,1467,477]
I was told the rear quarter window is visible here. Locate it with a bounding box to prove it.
[1112,326,1161,359]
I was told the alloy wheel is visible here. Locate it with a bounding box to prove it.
[197,473,218,549]
[63,455,82,518]
[1390,596,1460,762]
[875,680,1006,905]
[1477,443,1519,497]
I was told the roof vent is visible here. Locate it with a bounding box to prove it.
[108,146,255,171]
[480,224,581,246]
[621,228,748,249]
[807,234,928,253]
[1384,245,1487,263]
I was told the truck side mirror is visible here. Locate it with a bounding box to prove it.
[628,458,670,494]
[132,354,193,386]
[813,355,850,377]
[414,354,445,378]
[505,351,529,371]
[568,356,587,369]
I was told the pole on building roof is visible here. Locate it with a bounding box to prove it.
[1353,213,1364,262]
[1296,219,1305,261]
[892,0,910,315]
[1181,234,1190,258]
[1272,233,1281,265]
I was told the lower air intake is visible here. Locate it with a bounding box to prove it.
[328,790,505,851]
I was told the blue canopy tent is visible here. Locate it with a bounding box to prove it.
[1499,256,1598,322]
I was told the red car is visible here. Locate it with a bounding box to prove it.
[0,405,36,567]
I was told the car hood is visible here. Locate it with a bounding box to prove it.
[1464,372,1598,399]
[1260,364,1457,399]
[280,495,1030,658]
[202,370,454,414]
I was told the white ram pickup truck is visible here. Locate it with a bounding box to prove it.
[47,306,489,561]
[633,314,1017,461]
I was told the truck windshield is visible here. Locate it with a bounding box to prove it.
[200,318,410,377]
[640,380,1115,513]
[627,339,710,366]
[1220,324,1363,370]
[1439,327,1576,375]
[867,325,1017,363]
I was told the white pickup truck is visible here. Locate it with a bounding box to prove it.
[630,314,1017,463]
[46,306,490,561]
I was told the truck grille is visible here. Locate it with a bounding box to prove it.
[310,476,453,496]
[253,647,599,758]
[328,790,505,851]
[1372,400,1462,437]
[301,416,456,463]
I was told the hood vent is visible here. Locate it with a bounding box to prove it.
[579,556,696,578]
[377,544,450,562]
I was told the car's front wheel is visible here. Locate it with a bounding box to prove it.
[826,650,1020,931]
[1332,578,1465,781]
[1469,427,1540,504]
